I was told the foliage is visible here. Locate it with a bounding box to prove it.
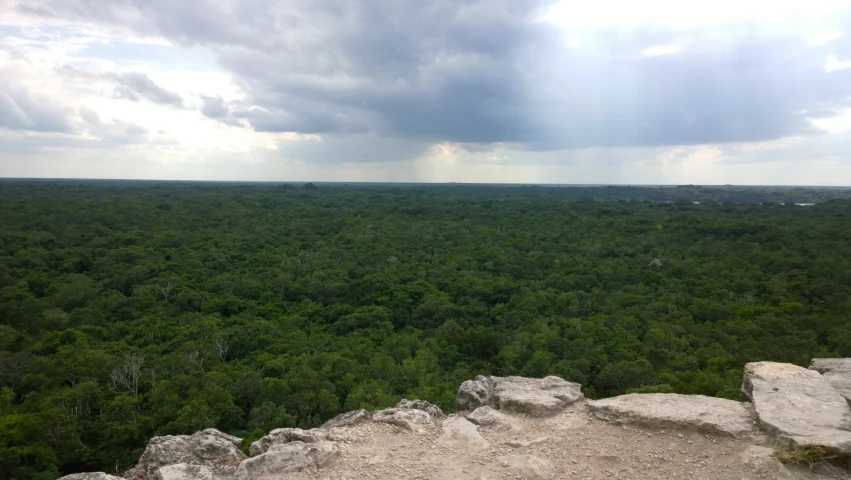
[774,442,837,469]
[1,180,851,477]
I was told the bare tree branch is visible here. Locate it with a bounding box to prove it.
[213,336,229,362]
[186,350,205,372]
[155,280,178,302]
[109,353,144,396]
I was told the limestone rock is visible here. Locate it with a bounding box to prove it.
[588,393,753,436]
[322,409,372,429]
[373,407,435,433]
[249,428,333,457]
[124,428,246,480]
[234,441,340,479]
[466,406,524,432]
[367,453,389,466]
[742,361,851,456]
[439,415,490,450]
[395,398,446,419]
[493,376,584,417]
[154,463,214,480]
[810,358,851,406]
[497,455,555,480]
[504,436,554,448]
[457,375,495,411]
[58,474,124,480]
[739,445,791,478]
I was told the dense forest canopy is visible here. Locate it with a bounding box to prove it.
[1,181,850,479]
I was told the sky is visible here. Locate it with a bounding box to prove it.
[1,0,851,184]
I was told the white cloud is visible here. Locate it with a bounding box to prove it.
[826,54,851,72]
[641,43,685,57]
[542,0,850,30]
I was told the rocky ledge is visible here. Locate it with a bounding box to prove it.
[62,358,851,480]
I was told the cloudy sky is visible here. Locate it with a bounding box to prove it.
[1,0,851,184]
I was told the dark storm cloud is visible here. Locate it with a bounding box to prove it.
[16,0,851,150]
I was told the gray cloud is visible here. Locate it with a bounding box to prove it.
[199,94,242,127]
[112,71,184,107]
[15,0,851,154]
[278,135,431,164]
[79,106,150,144]
[59,66,184,107]
[0,78,75,132]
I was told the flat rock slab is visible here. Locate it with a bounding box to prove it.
[58,474,124,480]
[810,358,851,406]
[234,441,339,479]
[155,464,214,480]
[372,408,435,433]
[395,399,446,419]
[439,415,490,450]
[742,361,851,456]
[466,406,525,432]
[249,428,335,457]
[588,393,754,436]
[739,446,791,479]
[493,376,584,417]
[322,409,372,429]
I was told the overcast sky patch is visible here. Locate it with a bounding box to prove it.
[2,0,851,183]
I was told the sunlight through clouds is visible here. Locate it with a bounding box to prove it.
[2,0,851,184]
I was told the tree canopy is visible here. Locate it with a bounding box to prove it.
[1,181,850,478]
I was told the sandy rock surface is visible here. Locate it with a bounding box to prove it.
[742,361,851,456]
[466,406,525,432]
[811,358,851,406]
[281,402,847,480]
[439,415,491,450]
[588,393,755,436]
[70,366,851,480]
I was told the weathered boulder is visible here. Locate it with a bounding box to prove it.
[439,415,490,450]
[395,398,446,419]
[234,441,339,479]
[321,409,372,429]
[588,393,753,436]
[739,445,791,479]
[493,376,584,417]
[372,407,435,433]
[457,375,583,417]
[154,463,214,480]
[124,429,246,480]
[249,428,335,457]
[466,406,524,432]
[457,375,495,411]
[58,474,124,480]
[810,358,851,406]
[742,361,851,456]
[196,429,242,448]
[497,455,555,480]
